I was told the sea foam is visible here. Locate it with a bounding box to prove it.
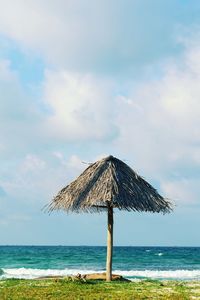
[1,268,96,279]
[1,268,200,280]
[116,270,200,280]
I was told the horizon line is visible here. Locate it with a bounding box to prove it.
[0,244,200,247]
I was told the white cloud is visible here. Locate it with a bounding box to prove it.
[1,153,87,206]
[53,152,85,174]
[21,154,46,172]
[43,70,117,141]
[0,2,200,209]
[114,36,200,179]
[0,58,41,157]
[0,1,120,67]
[67,155,83,170]
[161,178,200,205]
[0,0,179,71]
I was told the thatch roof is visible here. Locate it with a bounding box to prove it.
[47,155,172,214]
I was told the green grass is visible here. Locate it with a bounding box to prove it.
[0,278,200,299]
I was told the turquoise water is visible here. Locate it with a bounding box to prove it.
[0,246,200,280]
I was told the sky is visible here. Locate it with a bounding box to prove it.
[0,0,200,246]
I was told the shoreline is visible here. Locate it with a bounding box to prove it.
[1,268,200,281]
[1,275,200,282]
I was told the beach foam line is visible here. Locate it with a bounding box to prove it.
[1,268,200,280]
[1,268,97,279]
[115,270,200,280]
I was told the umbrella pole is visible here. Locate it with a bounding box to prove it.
[106,205,113,282]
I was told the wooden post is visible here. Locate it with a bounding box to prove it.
[106,205,113,282]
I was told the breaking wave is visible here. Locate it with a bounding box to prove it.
[0,268,95,279]
[115,270,200,280]
[155,253,163,256]
[1,268,200,280]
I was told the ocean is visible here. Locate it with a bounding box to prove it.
[0,246,200,280]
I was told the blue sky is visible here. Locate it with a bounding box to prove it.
[0,0,200,246]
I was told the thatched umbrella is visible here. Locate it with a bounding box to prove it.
[47,155,172,281]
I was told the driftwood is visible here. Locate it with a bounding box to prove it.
[83,272,129,281]
[37,273,129,282]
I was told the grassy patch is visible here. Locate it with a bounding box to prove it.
[0,279,199,299]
